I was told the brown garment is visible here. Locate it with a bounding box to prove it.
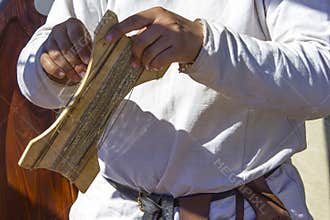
[0,0,77,219]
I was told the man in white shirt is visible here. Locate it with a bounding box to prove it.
[17,0,330,219]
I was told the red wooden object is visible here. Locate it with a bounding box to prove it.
[0,0,77,219]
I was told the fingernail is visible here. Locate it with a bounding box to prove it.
[145,65,150,71]
[78,71,86,78]
[58,72,65,78]
[152,67,160,71]
[106,34,113,42]
[131,61,140,69]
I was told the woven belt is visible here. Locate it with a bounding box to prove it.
[105,167,281,220]
[106,178,241,220]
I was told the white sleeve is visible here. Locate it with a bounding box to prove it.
[17,0,79,109]
[185,0,330,120]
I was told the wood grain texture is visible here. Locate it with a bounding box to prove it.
[0,0,77,219]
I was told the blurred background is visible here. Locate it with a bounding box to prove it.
[0,0,329,219]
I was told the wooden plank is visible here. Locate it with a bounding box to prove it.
[19,10,168,192]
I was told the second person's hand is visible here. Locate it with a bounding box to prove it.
[106,7,203,71]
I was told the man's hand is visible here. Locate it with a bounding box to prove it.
[40,18,92,84]
[106,7,203,71]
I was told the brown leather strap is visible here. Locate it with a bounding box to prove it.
[246,174,286,210]
[238,176,292,220]
[178,194,212,220]
[261,192,286,210]
[235,190,244,220]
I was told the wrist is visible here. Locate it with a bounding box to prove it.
[192,19,204,61]
[179,19,205,72]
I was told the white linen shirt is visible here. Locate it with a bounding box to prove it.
[17,0,330,219]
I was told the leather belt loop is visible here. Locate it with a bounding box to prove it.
[235,190,244,220]
[178,194,212,220]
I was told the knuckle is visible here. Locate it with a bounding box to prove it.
[40,53,49,66]
[128,17,138,26]
[171,23,183,33]
[40,55,61,75]
[57,64,69,72]
[48,66,61,76]
[127,16,141,27]
[49,50,62,61]
[60,47,71,57]
[50,50,62,61]
[62,51,77,64]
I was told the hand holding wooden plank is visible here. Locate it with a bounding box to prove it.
[18,10,167,192]
[106,6,203,71]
